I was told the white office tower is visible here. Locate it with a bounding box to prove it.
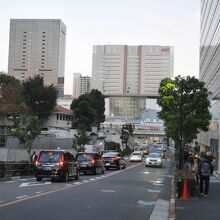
[8,19,66,97]
[91,45,174,117]
[73,73,91,99]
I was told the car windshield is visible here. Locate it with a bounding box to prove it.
[39,151,62,163]
[102,152,118,157]
[77,154,93,162]
[148,153,160,158]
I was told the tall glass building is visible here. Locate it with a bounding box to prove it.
[199,0,220,170]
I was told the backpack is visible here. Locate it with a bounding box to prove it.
[201,162,211,176]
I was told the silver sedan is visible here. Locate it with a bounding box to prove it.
[145,153,163,167]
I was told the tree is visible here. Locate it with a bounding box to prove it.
[21,75,58,123]
[10,116,41,162]
[120,124,134,148]
[71,94,95,131]
[89,89,105,130]
[0,73,26,128]
[74,124,89,151]
[157,75,211,169]
[0,73,20,88]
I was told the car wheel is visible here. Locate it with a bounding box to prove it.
[75,170,79,180]
[93,168,97,175]
[63,171,69,182]
[36,177,42,182]
[117,163,121,170]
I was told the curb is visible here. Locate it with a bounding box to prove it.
[149,199,169,220]
[168,170,176,220]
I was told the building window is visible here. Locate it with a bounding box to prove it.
[57,114,59,120]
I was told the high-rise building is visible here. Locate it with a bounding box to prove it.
[91,45,174,96]
[91,45,174,117]
[8,19,66,96]
[73,73,91,99]
[199,0,220,170]
[200,1,220,100]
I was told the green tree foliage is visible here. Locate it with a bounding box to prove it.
[74,124,89,150]
[0,73,20,88]
[157,75,211,168]
[10,116,41,161]
[89,89,105,130]
[71,90,105,131]
[120,124,134,148]
[20,75,58,122]
[71,94,95,131]
[0,73,25,125]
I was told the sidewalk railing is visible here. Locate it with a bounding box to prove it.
[0,161,35,178]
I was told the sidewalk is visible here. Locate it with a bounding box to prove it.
[175,171,220,220]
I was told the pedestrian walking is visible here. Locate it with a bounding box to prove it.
[193,154,201,185]
[198,155,212,198]
[31,151,38,163]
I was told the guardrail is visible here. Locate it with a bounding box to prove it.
[0,162,35,178]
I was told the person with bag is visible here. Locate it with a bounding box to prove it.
[198,155,212,198]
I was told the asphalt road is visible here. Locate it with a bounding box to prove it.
[0,158,173,220]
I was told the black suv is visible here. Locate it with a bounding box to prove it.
[35,150,79,182]
[76,152,105,175]
[102,152,126,170]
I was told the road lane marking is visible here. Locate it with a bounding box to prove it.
[100,189,116,193]
[0,162,143,208]
[5,181,17,184]
[73,182,81,185]
[35,191,43,194]
[19,181,51,187]
[16,195,28,199]
[137,200,156,206]
[147,189,161,193]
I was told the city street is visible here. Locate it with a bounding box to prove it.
[0,158,173,220]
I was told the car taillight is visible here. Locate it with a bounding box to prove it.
[112,157,118,160]
[91,159,95,164]
[59,155,64,167]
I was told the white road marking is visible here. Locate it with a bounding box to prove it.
[35,191,43,194]
[101,189,116,193]
[5,181,17,184]
[16,195,28,199]
[19,181,51,187]
[73,182,81,185]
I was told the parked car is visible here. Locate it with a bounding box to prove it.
[76,152,105,175]
[35,150,79,182]
[145,152,163,167]
[102,152,126,170]
[129,151,144,162]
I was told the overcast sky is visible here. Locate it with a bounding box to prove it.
[0,0,200,95]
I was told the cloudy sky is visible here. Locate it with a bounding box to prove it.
[0,0,200,94]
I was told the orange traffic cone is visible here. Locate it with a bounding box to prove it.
[181,178,190,200]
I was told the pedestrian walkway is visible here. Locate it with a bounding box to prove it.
[175,172,220,220]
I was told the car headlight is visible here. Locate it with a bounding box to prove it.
[158,158,162,162]
[146,158,150,162]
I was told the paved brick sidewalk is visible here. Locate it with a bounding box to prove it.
[175,174,220,220]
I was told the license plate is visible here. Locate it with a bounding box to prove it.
[44,167,51,170]
[106,163,110,166]
[80,164,87,167]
